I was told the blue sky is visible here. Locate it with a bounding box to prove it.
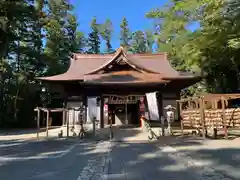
[70,0,199,50]
[70,0,168,49]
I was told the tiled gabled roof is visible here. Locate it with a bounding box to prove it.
[36,47,199,83]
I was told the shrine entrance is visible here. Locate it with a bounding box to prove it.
[104,94,143,126]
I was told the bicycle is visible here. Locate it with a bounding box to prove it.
[78,123,85,139]
[144,120,159,140]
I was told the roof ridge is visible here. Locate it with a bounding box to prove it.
[127,52,167,56]
[73,54,114,60]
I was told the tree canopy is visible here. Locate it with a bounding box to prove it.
[147,0,240,95]
[1,0,240,127]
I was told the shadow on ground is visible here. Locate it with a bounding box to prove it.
[106,127,240,179]
[0,125,240,179]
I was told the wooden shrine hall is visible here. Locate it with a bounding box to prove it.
[36,47,201,128]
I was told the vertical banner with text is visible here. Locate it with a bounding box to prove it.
[146,92,159,121]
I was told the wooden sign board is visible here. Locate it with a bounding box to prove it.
[106,95,143,104]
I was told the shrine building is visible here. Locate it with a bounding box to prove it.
[36,47,201,128]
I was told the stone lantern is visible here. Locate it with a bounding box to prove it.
[164,105,176,135]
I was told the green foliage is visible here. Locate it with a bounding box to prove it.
[0,0,84,128]
[147,0,240,95]
[130,31,147,53]
[87,17,101,54]
[145,30,155,52]
[120,17,131,50]
[1,0,240,127]
[44,0,81,75]
[99,19,114,53]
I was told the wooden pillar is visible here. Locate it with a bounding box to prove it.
[221,96,228,139]
[215,100,218,109]
[199,98,206,138]
[157,93,163,119]
[213,100,218,139]
[179,102,184,135]
[46,110,49,137]
[188,100,193,127]
[188,100,191,108]
[62,109,65,126]
[37,108,40,139]
[100,95,104,128]
[66,109,69,137]
[84,94,87,124]
[195,100,199,109]
[125,96,128,124]
[211,100,214,109]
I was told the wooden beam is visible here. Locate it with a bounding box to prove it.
[67,110,69,137]
[202,93,240,101]
[188,101,193,127]
[179,102,184,136]
[35,107,65,112]
[125,97,128,124]
[100,95,104,128]
[176,96,200,103]
[36,108,40,139]
[211,100,214,109]
[46,110,49,137]
[221,96,228,139]
[62,109,65,126]
[199,97,206,138]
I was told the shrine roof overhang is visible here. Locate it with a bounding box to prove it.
[36,69,200,82]
[37,72,201,90]
[35,46,202,89]
[36,46,180,81]
[164,75,202,89]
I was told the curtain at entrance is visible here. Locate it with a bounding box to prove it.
[87,97,100,123]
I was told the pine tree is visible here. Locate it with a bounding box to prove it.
[120,17,131,50]
[99,19,114,53]
[87,17,101,54]
[145,30,154,52]
[0,0,45,126]
[130,31,147,53]
[64,14,86,54]
[44,0,83,74]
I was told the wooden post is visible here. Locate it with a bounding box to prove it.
[100,95,104,128]
[211,100,214,109]
[221,96,228,139]
[199,98,206,138]
[67,109,69,137]
[37,108,40,139]
[62,109,65,137]
[62,109,65,126]
[125,96,128,124]
[179,102,184,136]
[188,100,191,108]
[214,100,218,109]
[188,100,193,127]
[46,110,49,137]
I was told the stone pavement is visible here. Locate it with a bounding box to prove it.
[104,127,238,180]
[0,138,112,180]
[0,124,95,141]
[0,126,239,180]
[161,136,240,180]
